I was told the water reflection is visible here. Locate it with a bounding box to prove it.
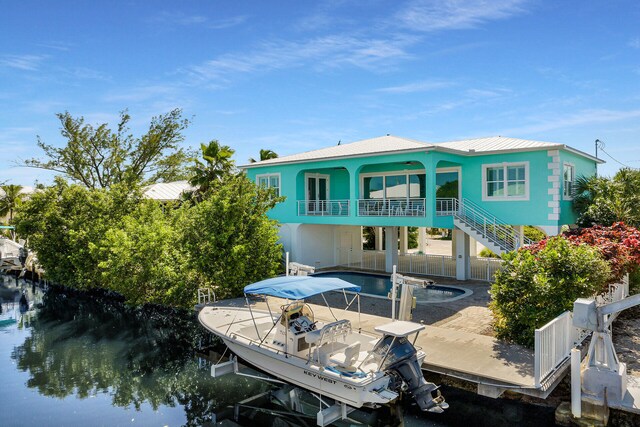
[1,275,557,427]
[3,277,271,426]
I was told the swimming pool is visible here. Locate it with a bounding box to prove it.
[313,271,471,303]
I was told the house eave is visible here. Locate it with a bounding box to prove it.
[239,142,604,169]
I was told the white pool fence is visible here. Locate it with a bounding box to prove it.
[334,249,502,282]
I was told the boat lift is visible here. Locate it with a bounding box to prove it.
[572,290,640,419]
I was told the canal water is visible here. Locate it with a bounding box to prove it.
[0,274,556,426]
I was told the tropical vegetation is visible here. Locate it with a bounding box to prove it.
[573,168,640,228]
[13,110,284,308]
[491,236,610,347]
[0,184,25,223]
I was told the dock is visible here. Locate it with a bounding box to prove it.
[212,296,553,400]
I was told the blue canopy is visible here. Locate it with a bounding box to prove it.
[0,225,15,230]
[244,276,360,299]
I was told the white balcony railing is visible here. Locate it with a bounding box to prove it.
[435,198,457,216]
[297,200,350,216]
[357,198,425,217]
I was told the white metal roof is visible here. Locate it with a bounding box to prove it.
[435,136,561,152]
[143,180,194,201]
[243,135,431,167]
[241,135,601,168]
[0,186,37,197]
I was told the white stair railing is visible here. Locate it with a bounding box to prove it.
[453,198,534,253]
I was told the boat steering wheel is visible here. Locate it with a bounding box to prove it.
[293,317,315,332]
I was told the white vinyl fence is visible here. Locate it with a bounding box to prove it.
[335,249,502,282]
[533,275,630,388]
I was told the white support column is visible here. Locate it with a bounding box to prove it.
[288,223,303,263]
[418,227,427,253]
[454,228,470,280]
[469,235,478,257]
[451,230,457,257]
[399,226,408,254]
[515,225,525,249]
[385,226,398,273]
[375,227,384,251]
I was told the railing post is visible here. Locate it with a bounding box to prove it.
[571,348,582,418]
[534,329,541,388]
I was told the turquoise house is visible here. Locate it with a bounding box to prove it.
[242,136,601,280]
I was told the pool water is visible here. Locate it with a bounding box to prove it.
[314,271,468,302]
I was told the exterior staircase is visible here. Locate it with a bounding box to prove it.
[451,198,534,255]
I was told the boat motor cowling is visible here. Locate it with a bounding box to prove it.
[373,335,448,413]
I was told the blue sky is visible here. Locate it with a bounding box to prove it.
[1,0,639,185]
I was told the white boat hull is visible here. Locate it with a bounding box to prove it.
[199,306,397,408]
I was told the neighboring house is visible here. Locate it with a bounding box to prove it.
[241,135,602,280]
[143,180,194,202]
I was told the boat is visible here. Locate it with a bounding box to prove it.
[198,275,447,419]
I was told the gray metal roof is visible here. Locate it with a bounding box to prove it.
[241,135,601,167]
[143,180,194,201]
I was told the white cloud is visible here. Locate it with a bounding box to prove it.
[0,54,48,71]
[183,34,416,85]
[377,79,454,93]
[629,38,640,49]
[396,0,528,32]
[500,109,640,135]
[104,85,180,103]
[148,11,246,29]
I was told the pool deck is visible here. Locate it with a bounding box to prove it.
[212,286,548,399]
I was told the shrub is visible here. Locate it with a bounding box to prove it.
[527,222,640,285]
[524,226,546,242]
[490,236,610,347]
[479,247,499,258]
[180,174,283,299]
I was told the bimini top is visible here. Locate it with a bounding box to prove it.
[244,276,360,299]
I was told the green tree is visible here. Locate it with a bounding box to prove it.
[249,149,278,163]
[180,174,283,298]
[15,178,141,288]
[435,179,458,198]
[93,201,196,307]
[188,140,236,199]
[490,237,610,347]
[26,109,191,189]
[0,184,25,223]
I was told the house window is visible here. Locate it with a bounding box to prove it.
[563,163,575,199]
[256,173,280,196]
[362,172,425,200]
[482,162,529,200]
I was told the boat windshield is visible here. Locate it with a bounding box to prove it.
[280,301,314,326]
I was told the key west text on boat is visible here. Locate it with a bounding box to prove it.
[198,276,447,424]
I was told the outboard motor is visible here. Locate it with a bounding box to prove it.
[373,335,448,413]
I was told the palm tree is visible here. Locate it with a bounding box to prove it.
[572,170,640,227]
[0,184,25,223]
[188,140,236,198]
[249,149,278,163]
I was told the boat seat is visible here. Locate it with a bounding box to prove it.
[305,319,351,345]
[329,341,361,368]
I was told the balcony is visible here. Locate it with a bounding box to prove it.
[357,198,425,217]
[297,200,350,216]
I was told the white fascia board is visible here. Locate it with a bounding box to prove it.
[239,146,438,169]
[239,142,603,170]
